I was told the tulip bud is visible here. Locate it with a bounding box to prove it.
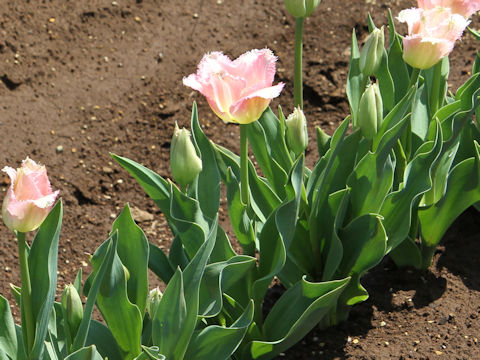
[284,0,321,18]
[170,123,202,189]
[285,107,309,156]
[316,126,331,158]
[359,27,385,77]
[146,287,163,318]
[357,83,383,139]
[61,284,84,336]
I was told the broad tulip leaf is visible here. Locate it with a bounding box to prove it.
[424,57,449,120]
[214,144,281,222]
[148,242,174,284]
[381,120,443,252]
[336,214,387,306]
[135,346,166,360]
[0,296,17,359]
[253,157,304,307]
[169,182,209,259]
[411,84,430,151]
[225,168,256,254]
[85,320,123,360]
[376,49,394,112]
[373,87,415,151]
[346,29,365,125]
[210,225,236,263]
[168,234,189,270]
[152,269,186,358]
[64,345,103,360]
[242,277,349,360]
[28,200,63,358]
[199,255,256,318]
[84,232,142,358]
[419,142,480,265]
[112,204,149,317]
[387,23,410,103]
[184,301,254,360]
[346,112,408,221]
[389,236,422,269]
[190,102,221,221]
[73,235,116,352]
[111,154,172,220]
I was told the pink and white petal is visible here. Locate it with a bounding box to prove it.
[398,8,423,35]
[14,169,44,200]
[232,49,277,89]
[403,36,453,69]
[242,83,285,100]
[32,191,59,209]
[183,74,205,93]
[229,97,271,124]
[206,97,235,123]
[2,166,17,185]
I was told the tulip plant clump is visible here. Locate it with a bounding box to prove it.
[1,0,480,359]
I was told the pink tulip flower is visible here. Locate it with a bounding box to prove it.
[418,0,480,18]
[2,158,59,232]
[183,49,284,124]
[398,7,469,69]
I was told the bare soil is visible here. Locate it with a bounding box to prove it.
[0,0,479,358]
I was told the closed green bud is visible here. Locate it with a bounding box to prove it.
[146,287,163,318]
[170,123,202,189]
[358,83,383,139]
[284,0,321,18]
[359,26,384,77]
[61,284,84,336]
[286,107,309,156]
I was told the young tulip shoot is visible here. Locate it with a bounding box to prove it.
[146,287,163,318]
[170,123,202,189]
[398,7,469,69]
[359,26,385,77]
[284,0,322,18]
[61,284,84,337]
[286,107,309,156]
[2,157,59,232]
[183,49,284,124]
[358,83,383,139]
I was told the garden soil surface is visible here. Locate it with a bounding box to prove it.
[1,0,479,359]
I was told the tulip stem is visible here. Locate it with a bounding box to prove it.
[294,17,304,109]
[17,231,35,355]
[240,124,250,208]
[430,61,443,118]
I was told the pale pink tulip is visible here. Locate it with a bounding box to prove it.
[418,0,480,17]
[398,7,469,69]
[2,158,59,232]
[183,49,284,124]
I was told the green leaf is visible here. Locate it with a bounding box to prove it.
[190,102,221,221]
[64,345,103,360]
[85,320,123,360]
[148,242,174,283]
[112,204,150,317]
[225,169,256,254]
[111,154,172,219]
[381,120,443,252]
[184,301,254,360]
[387,28,410,103]
[389,237,422,269]
[0,295,17,359]
[73,235,116,352]
[84,232,142,358]
[419,142,480,266]
[336,214,387,306]
[242,277,349,360]
[28,200,63,358]
[152,268,186,358]
[411,84,429,150]
[135,346,166,360]
[199,256,256,318]
[347,29,366,126]
[376,49,395,112]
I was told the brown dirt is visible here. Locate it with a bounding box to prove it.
[0,0,479,358]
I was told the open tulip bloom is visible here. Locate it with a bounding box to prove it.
[183,49,284,125]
